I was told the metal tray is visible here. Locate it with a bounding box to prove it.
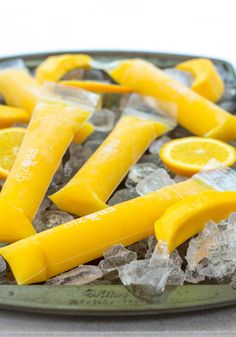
[0,50,236,316]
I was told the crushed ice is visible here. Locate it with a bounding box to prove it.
[118,241,184,295]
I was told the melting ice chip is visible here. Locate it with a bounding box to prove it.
[185,213,236,283]
[99,244,137,272]
[118,241,184,295]
[136,168,175,196]
[108,188,138,206]
[164,68,194,87]
[90,109,115,132]
[125,162,158,188]
[149,136,171,155]
[46,265,103,285]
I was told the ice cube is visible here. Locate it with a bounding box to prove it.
[185,214,236,282]
[118,241,183,295]
[108,188,139,206]
[89,109,115,132]
[136,168,175,196]
[164,68,194,87]
[99,244,137,272]
[185,220,219,270]
[184,265,205,284]
[149,136,171,155]
[34,210,74,232]
[145,236,157,259]
[45,210,74,229]
[125,163,158,188]
[46,265,103,285]
[128,238,149,259]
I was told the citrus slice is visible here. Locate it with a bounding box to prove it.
[160,137,236,176]
[60,80,132,94]
[0,127,26,179]
[0,105,29,128]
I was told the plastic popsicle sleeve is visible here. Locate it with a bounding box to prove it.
[0,59,40,115]
[0,83,99,243]
[176,58,224,102]
[60,80,132,94]
[0,60,96,143]
[50,96,176,216]
[3,163,236,284]
[0,178,209,285]
[155,164,236,252]
[73,122,95,144]
[0,105,29,128]
[109,59,236,142]
[35,54,93,84]
[155,190,236,253]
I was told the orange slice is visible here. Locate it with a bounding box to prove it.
[160,137,236,176]
[0,127,26,179]
[60,80,132,94]
[0,105,29,128]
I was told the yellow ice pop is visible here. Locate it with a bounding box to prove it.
[155,190,236,253]
[0,67,39,114]
[0,83,99,243]
[176,58,224,102]
[0,178,210,284]
[2,165,235,284]
[35,54,92,84]
[0,61,95,143]
[50,105,175,216]
[0,105,29,128]
[109,59,236,141]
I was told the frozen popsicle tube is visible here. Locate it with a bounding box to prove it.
[50,97,176,216]
[1,165,235,284]
[0,60,95,144]
[155,165,236,252]
[35,54,92,84]
[0,105,29,128]
[155,190,236,253]
[60,80,132,94]
[176,58,224,102]
[0,83,99,243]
[109,59,236,141]
[0,161,236,284]
[0,180,207,284]
[0,60,40,114]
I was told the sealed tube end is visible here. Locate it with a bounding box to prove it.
[205,116,236,142]
[0,238,47,284]
[38,82,100,115]
[50,184,108,217]
[73,123,95,144]
[0,201,36,243]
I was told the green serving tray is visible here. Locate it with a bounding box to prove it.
[0,50,235,316]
